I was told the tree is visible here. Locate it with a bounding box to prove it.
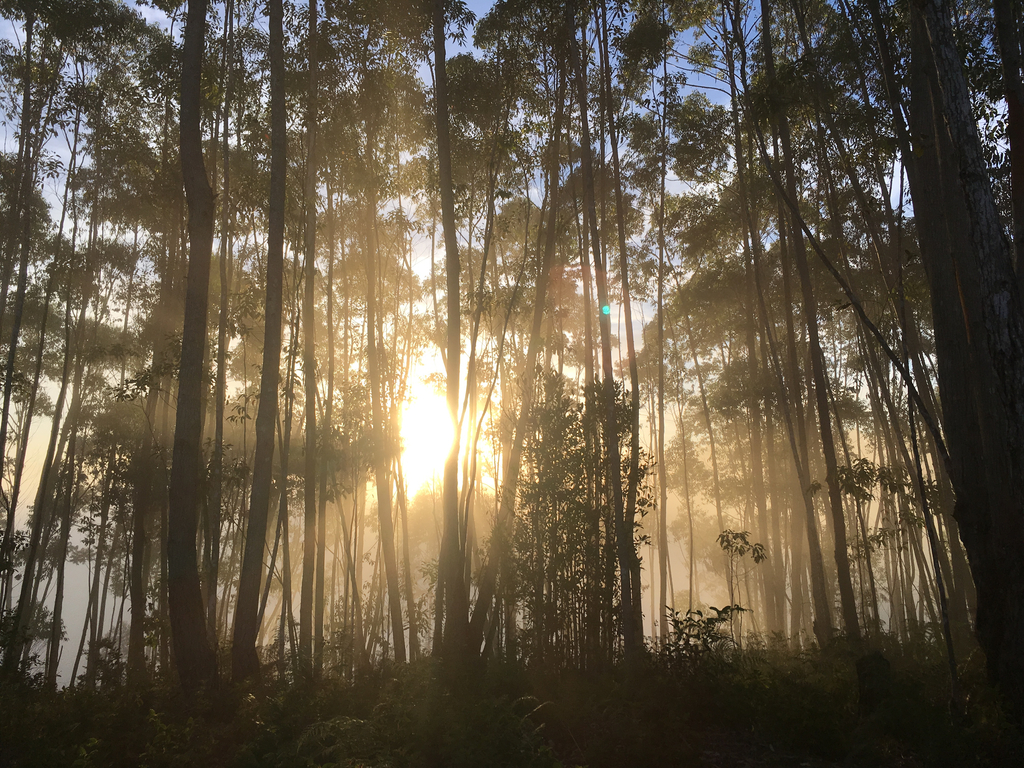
[232,0,287,683]
[166,0,217,692]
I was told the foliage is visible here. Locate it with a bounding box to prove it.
[1,646,1022,767]
[660,605,743,670]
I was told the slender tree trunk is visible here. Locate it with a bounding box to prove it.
[302,0,321,679]
[599,0,644,649]
[434,0,468,663]
[231,0,286,683]
[209,0,235,651]
[318,179,336,668]
[656,33,669,643]
[467,66,566,654]
[569,7,635,664]
[758,0,834,646]
[364,176,406,663]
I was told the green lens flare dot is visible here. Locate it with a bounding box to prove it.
[601,305,610,315]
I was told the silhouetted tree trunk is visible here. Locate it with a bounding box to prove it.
[302,0,320,679]
[434,0,468,662]
[208,0,235,651]
[232,0,286,683]
[656,26,669,643]
[905,0,1024,715]
[992,0,1024,279]
[365,172,406,664]
[569,5,636,665]
[598,0,644,648]
[166,0,219,693]
[758,0,833,646]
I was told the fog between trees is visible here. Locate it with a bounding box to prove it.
[1,0,1023,721]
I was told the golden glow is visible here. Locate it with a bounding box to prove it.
[399,387,453,496]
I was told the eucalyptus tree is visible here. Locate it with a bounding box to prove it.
[0,0,160,677]
[457,0,575,662]
[567,0,640,663]
[233,0,287,683]
[0,0,137,604]
[862,0,1024,715]
[302,0,320,679]
[433,0,469,663]
[167,0,219,691]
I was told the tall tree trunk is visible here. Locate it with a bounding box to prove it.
[656,29,669,643]
[231,0,286,683]
[906,0,1024,714]
[758,0,834,646]
[365,177,406,664]
[992,0,1024,280]
[0,12,37,511]
[167,0,219,692]
[209,0,235,651]
[569,6,635,664]
[434,0,468,662]
[302,0,321,679]
[598,0,644,650]
[318,178,336,668]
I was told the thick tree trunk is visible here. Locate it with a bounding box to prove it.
[167,0,218,692]
[992,0,1024,279]
[907,0,1024,714]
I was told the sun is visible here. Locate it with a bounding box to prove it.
[399,386,454,496]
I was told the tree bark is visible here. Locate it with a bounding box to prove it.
[167,0,218,692]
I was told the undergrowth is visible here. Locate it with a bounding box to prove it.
[0,638,1020,767]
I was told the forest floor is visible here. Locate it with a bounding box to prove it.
[0,638,1021,767]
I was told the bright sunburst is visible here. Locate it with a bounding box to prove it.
[399,387,454,497]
